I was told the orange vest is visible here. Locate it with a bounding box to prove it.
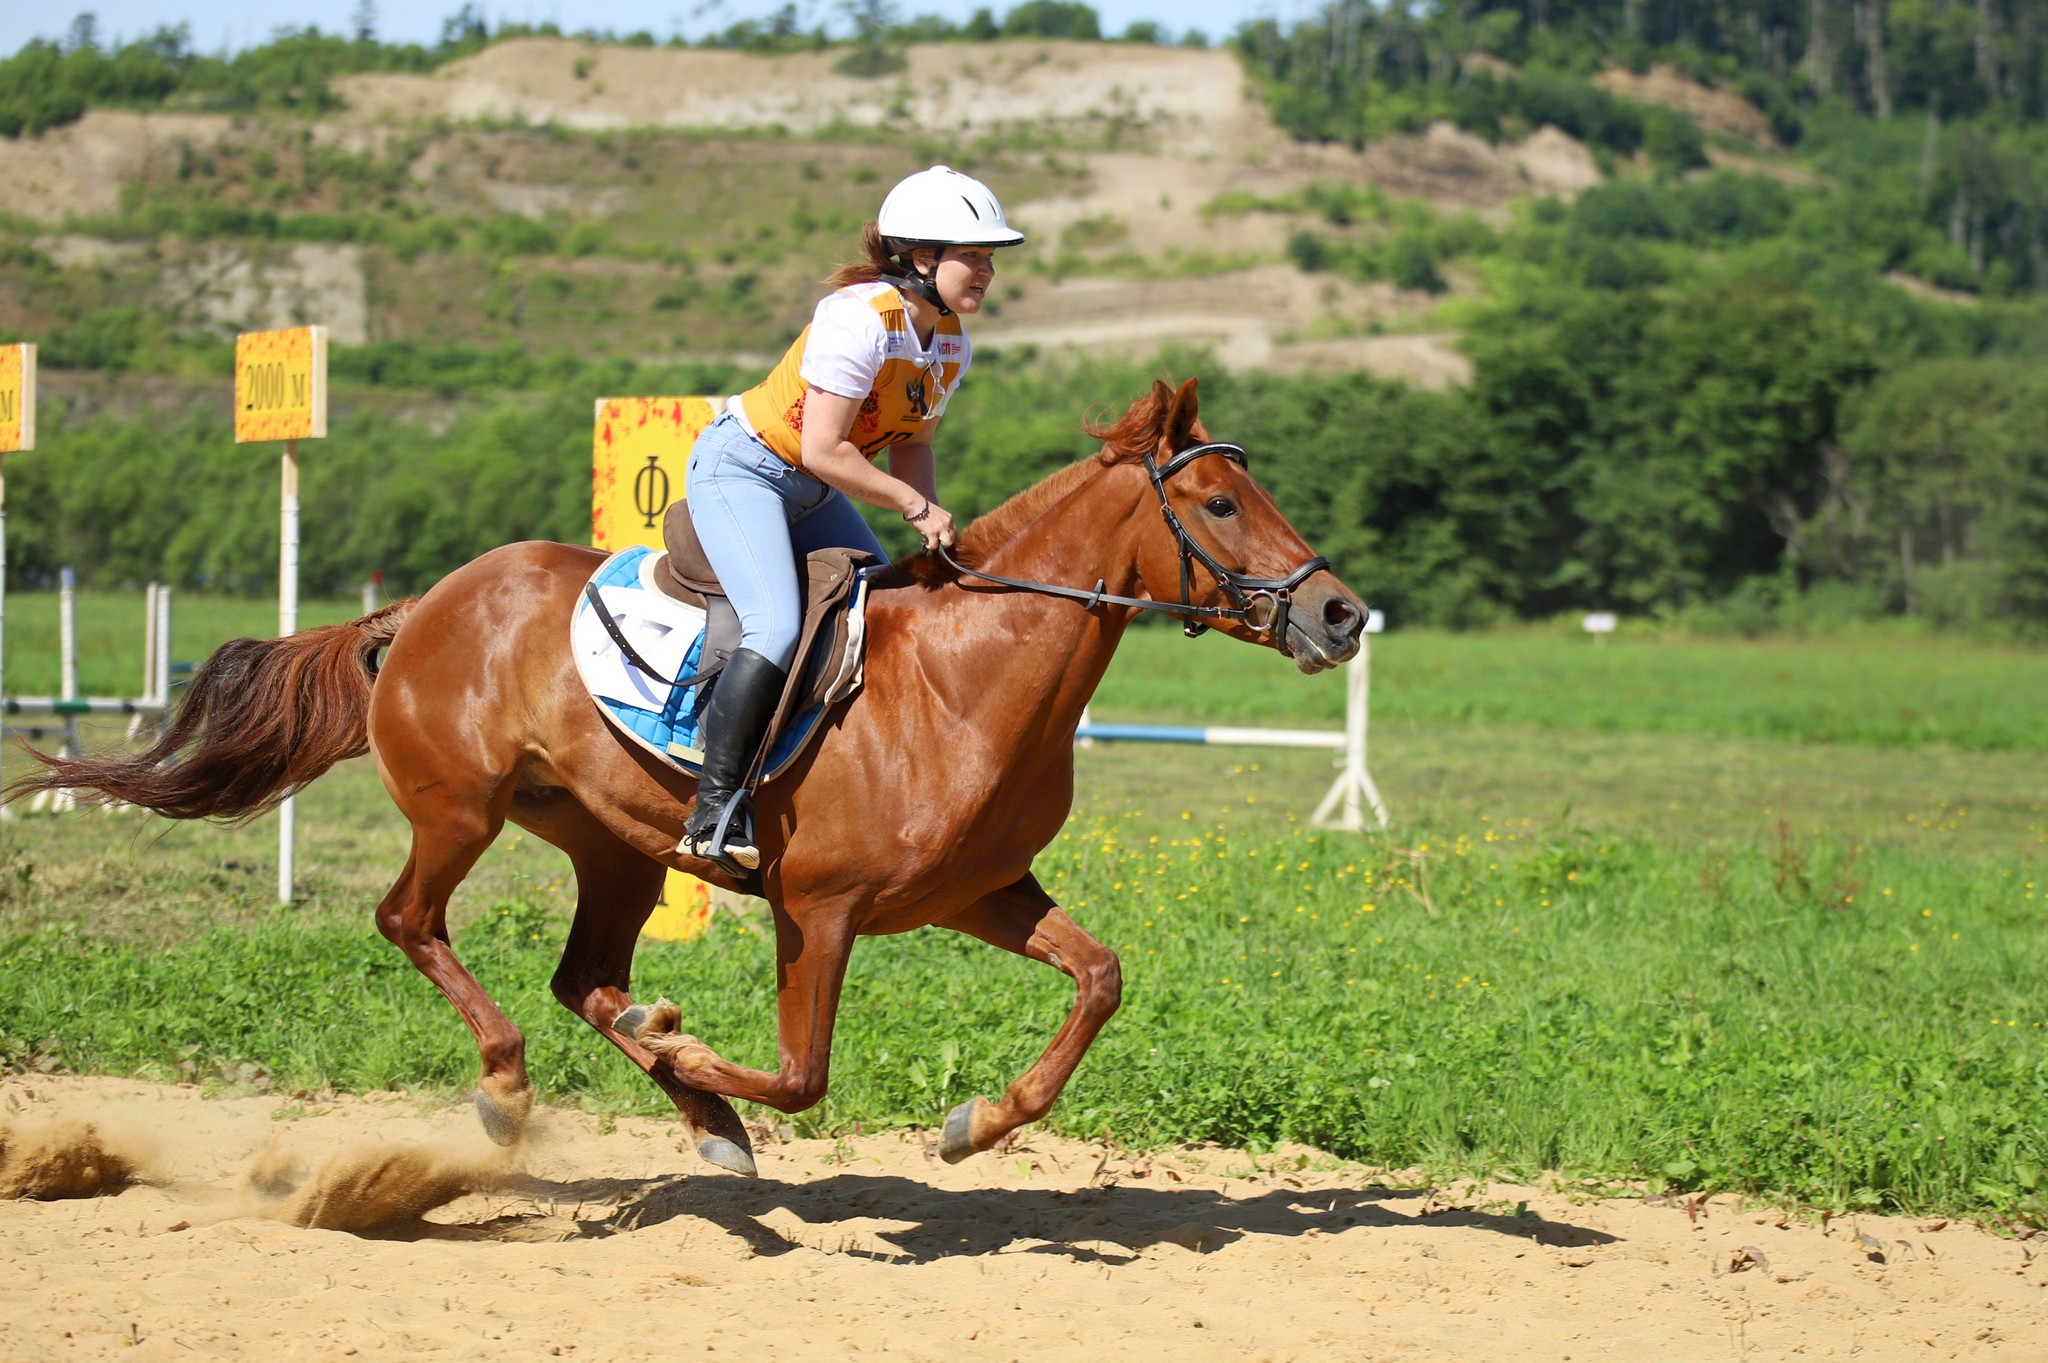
[739,284,965,466]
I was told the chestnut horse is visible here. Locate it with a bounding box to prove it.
[14,378,1366,1176]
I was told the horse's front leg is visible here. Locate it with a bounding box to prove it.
[629,900,856,1113]
[934,874,1122,1163]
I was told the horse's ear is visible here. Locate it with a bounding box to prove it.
[1146,378,1174,431]
[1162,376,1201,452]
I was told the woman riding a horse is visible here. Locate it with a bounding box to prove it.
[679,165,1024,875]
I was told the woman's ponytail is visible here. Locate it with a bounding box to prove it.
[825,221,896,290]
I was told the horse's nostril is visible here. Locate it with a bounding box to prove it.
[1324,597,1362,635]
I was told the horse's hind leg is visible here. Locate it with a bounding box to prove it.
[375,812,534,1144]
[935,874,1122,1163]
[632,897,858,1116]
[519,792,758,1176]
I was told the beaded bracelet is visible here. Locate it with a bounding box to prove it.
[905,501,933,524]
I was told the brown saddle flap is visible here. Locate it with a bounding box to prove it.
[764,548,876,764]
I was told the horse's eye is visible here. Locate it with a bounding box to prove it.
[1205,497,1238,518]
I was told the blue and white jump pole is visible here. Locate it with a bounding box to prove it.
[4,571,174,815]
[1076,611,1389,830]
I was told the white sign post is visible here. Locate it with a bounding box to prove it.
[1583,611,1618,644]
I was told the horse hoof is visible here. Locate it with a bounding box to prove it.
[615,997,679,1042]
[696,1136,758,1177]
[939,1098,987,1164]
[474,1086,532,1147]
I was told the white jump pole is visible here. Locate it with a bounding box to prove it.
[59,566,75,709]
[1072,614,1391,830]
[279,438,299,904]
[131,583,159,742]
[142,584,157,703]
[56,567,78,812]
[27,567,81,814]
[156,586,171,726]
[1310,612,1390,832]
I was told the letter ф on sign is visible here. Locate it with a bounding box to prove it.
[592,395,727,941]
[591,395,723,553]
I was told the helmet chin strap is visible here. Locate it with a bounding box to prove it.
[884,245,951,317]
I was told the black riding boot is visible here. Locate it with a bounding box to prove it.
[679,647,787,874]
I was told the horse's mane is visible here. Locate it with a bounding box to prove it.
[886,382,1199,589]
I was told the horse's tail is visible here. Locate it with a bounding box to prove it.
[4,598,418,822]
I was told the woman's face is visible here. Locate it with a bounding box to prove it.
[920,246,999,315]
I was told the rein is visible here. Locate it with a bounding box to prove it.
[935,441,1330,654]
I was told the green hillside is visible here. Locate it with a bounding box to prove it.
[1,2,2045,634]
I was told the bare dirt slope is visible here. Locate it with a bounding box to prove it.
[0,110,233,222]
[978,266,1472,384]
[1594,63,1781,147]
[334,38,1257,146]
[0,40,1610,383]
[3,1076,2041,1362]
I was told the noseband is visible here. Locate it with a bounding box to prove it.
[935,441,1331,654]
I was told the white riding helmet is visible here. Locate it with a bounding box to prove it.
[877,165,1026,248]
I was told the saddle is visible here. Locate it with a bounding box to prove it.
[653,501,876,782]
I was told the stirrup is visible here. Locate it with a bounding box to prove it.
[678,796,759,874]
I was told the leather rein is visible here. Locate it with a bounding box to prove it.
[935,441,1331,655]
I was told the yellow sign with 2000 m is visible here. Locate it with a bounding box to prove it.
[0,343,34,454]
[234,326,328,444]
[593,395,727,940]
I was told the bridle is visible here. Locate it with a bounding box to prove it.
[935,440,1331,655]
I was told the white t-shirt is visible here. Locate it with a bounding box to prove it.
[799,283,972,410]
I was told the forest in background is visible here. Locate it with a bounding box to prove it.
[3,1,2047,635]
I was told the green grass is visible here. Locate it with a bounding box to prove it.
[1092,621,2048,752]
[1072,723,2048,857]
[2,591,367,699]
[1,606,2043,1221]
[2,818,2042,1220]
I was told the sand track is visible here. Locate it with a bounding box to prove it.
[2,1075,2041,1361]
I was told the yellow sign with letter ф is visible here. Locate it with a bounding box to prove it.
[592,396,724,551]
[0,342,34,453]
[234,326,328,443]
[592,395,726,940]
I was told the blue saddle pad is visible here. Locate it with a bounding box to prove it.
[570,546,863,780]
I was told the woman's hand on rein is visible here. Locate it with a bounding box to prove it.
[905,500,957,551]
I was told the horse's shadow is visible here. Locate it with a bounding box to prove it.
[411,1168,1621,1261]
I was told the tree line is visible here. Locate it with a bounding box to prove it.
[9,303,2043,635]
